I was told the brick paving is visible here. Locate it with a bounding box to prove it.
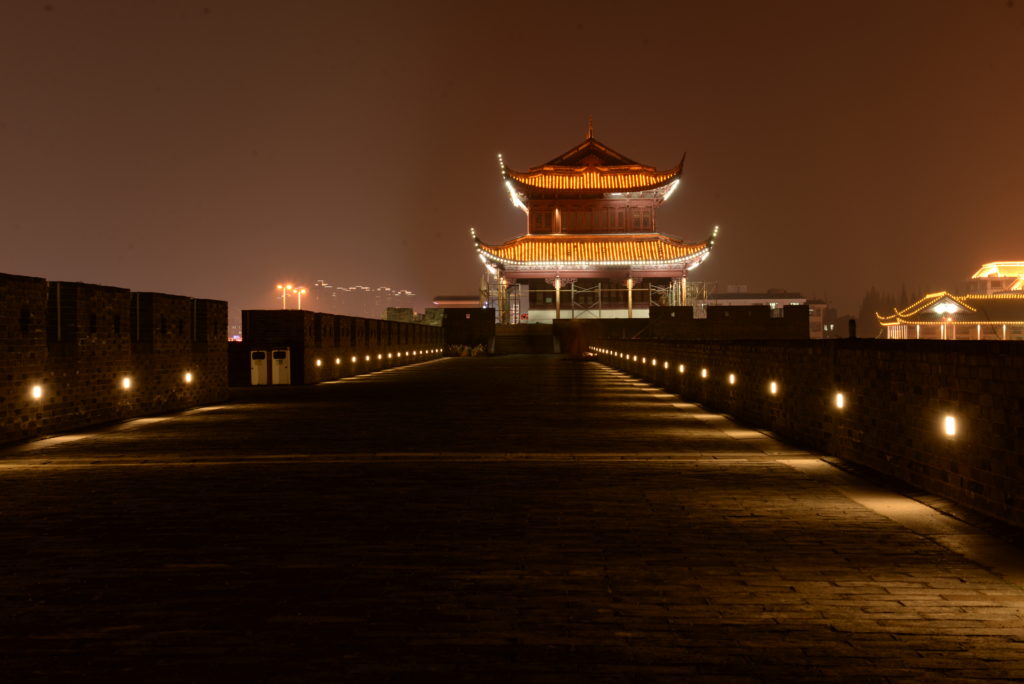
[2,355,1024,681]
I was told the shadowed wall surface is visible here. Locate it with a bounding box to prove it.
[594,339,1024,527]
[1,272,227,444]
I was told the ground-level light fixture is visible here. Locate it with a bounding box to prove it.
[700,368,708,379]
[769,380,778,395]
[834,392,845,409]
[184,371,194,384]
[678,364,685,374]
[728,373,736,385]
[122,376,133,390]
[315,358,322,367]
[31,384,43,400]
[943,414,957,437]
[335,357,341,365]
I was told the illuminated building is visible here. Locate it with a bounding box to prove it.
[964,261,1024,294]
[473,123,717,323]
[877,262,1024,340]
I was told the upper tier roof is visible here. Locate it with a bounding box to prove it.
[501,131,683,195]
[971,261,1024,290]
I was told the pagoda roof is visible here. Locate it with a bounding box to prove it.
[474,231,714,267]
[500,131,683,195]
[971,261,1024,289]
[877,291,1024,325]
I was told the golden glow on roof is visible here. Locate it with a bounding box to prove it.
[972,261,1024,278]
[877,291,1024,325]
[506,167,679,192]
[476,233,709,266]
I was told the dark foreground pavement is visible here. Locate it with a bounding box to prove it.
[3,356,1024,682]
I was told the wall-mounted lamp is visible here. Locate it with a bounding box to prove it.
[943,414,957,437]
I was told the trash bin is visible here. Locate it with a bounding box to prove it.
[271,348,291,385]
[250,350,269,386]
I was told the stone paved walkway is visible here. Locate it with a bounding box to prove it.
[2,355,1024,681]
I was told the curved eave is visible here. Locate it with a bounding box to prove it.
[472,228,717,269]
[503,161,682,196]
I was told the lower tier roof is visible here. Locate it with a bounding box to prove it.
[474,231,715,267]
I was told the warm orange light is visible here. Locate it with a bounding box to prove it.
[943,414,957,437]
[30,384,43,400]
[769,380,778,395]
[477,233,707,266]
[121,376,132,390]
[184,371,193,384]
[728,373,736,385]
[700,368,708,379]
[835,392,845,409]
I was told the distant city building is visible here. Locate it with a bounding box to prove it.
[473,123,717,323]
[877,262,1024,340]
[311,280,416,319]
[432,295,481,309]
[385,307,415,323]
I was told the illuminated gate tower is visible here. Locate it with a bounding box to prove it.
[474,125,717,322]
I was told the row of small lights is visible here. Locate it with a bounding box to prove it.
[25,348,442,395]
[313,348,443,368]
[590,346,960,438]
[29,371,195,401]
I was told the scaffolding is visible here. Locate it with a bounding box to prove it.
[482,270,718,323]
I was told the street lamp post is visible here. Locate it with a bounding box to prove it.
[296,287,308,310]
[277,283,294,309]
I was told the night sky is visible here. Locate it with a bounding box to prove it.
[3,0,1022,322]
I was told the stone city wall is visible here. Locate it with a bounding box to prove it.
[593,338,1024,527]
[233,310,445,385]
[1,272,227,445]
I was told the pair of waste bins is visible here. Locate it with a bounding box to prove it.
[250,349,290,385]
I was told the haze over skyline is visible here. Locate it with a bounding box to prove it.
[3,0,1023,321]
